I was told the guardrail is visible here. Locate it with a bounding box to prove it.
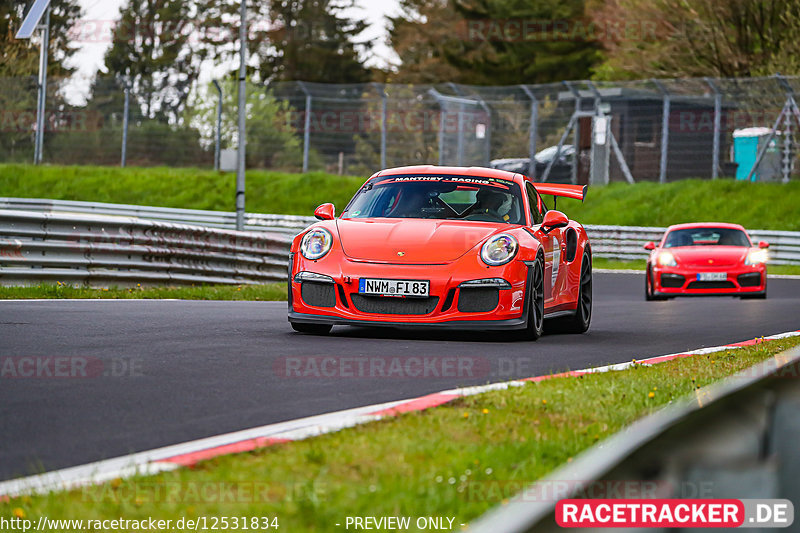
[467,342,800,532]
[0,197,315,235]
[2,198,799,286]
[0,210,292,286]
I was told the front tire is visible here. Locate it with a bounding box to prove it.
[646,267,668,301]
[516,255,545,341]
[290,322,333,335]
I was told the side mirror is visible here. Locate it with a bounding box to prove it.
[758,241,769,249]
[314,203,335,221]
[644,242,657,251]
[541,210,569,234]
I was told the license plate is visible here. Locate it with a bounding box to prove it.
[358,278,430,297]
[697,272,727,281]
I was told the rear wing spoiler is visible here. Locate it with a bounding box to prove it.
[531,183,587,203]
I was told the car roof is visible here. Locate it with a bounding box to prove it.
[373,165,525,185]
[666,222,747,232]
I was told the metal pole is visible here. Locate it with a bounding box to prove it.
[652,79,670,184]
[380,86,387,169]
[235,0,247,231]
[298,82,311,173]
[438,106,445,165]
[520,85,538,179]
[34,7,50,165]
[564,81,581,184]
[212,80,222,171]
[459,104,465,166]
[121,83,130,167]
[705,77,721,180]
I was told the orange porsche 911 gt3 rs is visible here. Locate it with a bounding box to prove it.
[644,222,769,300]
[288,166,592,340]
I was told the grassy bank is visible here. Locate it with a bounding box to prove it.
[3,164,800,230]
[0,283,287,300]
[3,335,798,530]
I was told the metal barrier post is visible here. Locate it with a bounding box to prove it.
[652,79,670,184]
[121,82,130,168]
[705,77,721,179]
[212,80,222,171]
[298,82,311,173]
[235,0,247,231]
[380,85,387,169]
[521,85,538,179]
[34,7,50,165]
[564,81,581,184]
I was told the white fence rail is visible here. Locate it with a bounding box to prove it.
[2,198,798,286]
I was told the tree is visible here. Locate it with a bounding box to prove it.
[592,0,800,79]
[388,0,603,85]
[0,0,82,77]
[102,0,198,122]
[185,79,306,169]
[0,0,82,162]
[253,0,372,83]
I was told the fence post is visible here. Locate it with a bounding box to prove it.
[520,85,538,179]
[235,0,247,231]
[652,79,670,184]
[298,82,311,173]
[776,74,796,183]
[380,85,387,169]
[34,7,50,165]
[212,80,222,171]
[121,82,130,167]
[564,81,581,184]
[705,77,721,179]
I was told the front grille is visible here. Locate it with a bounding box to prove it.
[686,281,736,290]
[457,287,500,313]
[351,294,439,315]
[660,273,685,288]
[301,281,336,307]
[737,273,762,287]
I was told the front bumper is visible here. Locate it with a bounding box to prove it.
[652,263,766,297]
[288,252,531,329]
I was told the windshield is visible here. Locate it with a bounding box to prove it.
[341,175,526,224]
[663,228,751,248]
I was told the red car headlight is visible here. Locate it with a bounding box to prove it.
[300,228,333,260]
[480,234,518,266]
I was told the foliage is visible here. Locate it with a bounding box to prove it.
[252,0,372,84]
[185,80,305,169]
[591,0,800,79]
[388,0,603,84]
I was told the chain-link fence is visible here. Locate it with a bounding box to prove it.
[3,74,800,184]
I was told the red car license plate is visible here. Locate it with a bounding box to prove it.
[359,278,430,297]
[697,272,727,281]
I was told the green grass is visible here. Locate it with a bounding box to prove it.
[3,164,800,229]
[0,283,287,300]
[556,179,800,231]
[592,257,800,275]
[4,335,799,531]
[0,164,365,216]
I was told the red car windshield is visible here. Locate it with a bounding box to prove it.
[663,228,751,248]
[341,175,526,224]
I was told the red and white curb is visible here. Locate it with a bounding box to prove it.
[2,330,799,500]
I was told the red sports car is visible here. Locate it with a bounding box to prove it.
[288,165,592,340]
[644,222,769,300]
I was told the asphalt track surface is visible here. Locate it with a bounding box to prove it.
[1,273,799,481]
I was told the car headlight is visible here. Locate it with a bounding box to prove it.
[657,251,677,266]
[480,234,518,266]
[745,249,768,265]
[300,228,333,260]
